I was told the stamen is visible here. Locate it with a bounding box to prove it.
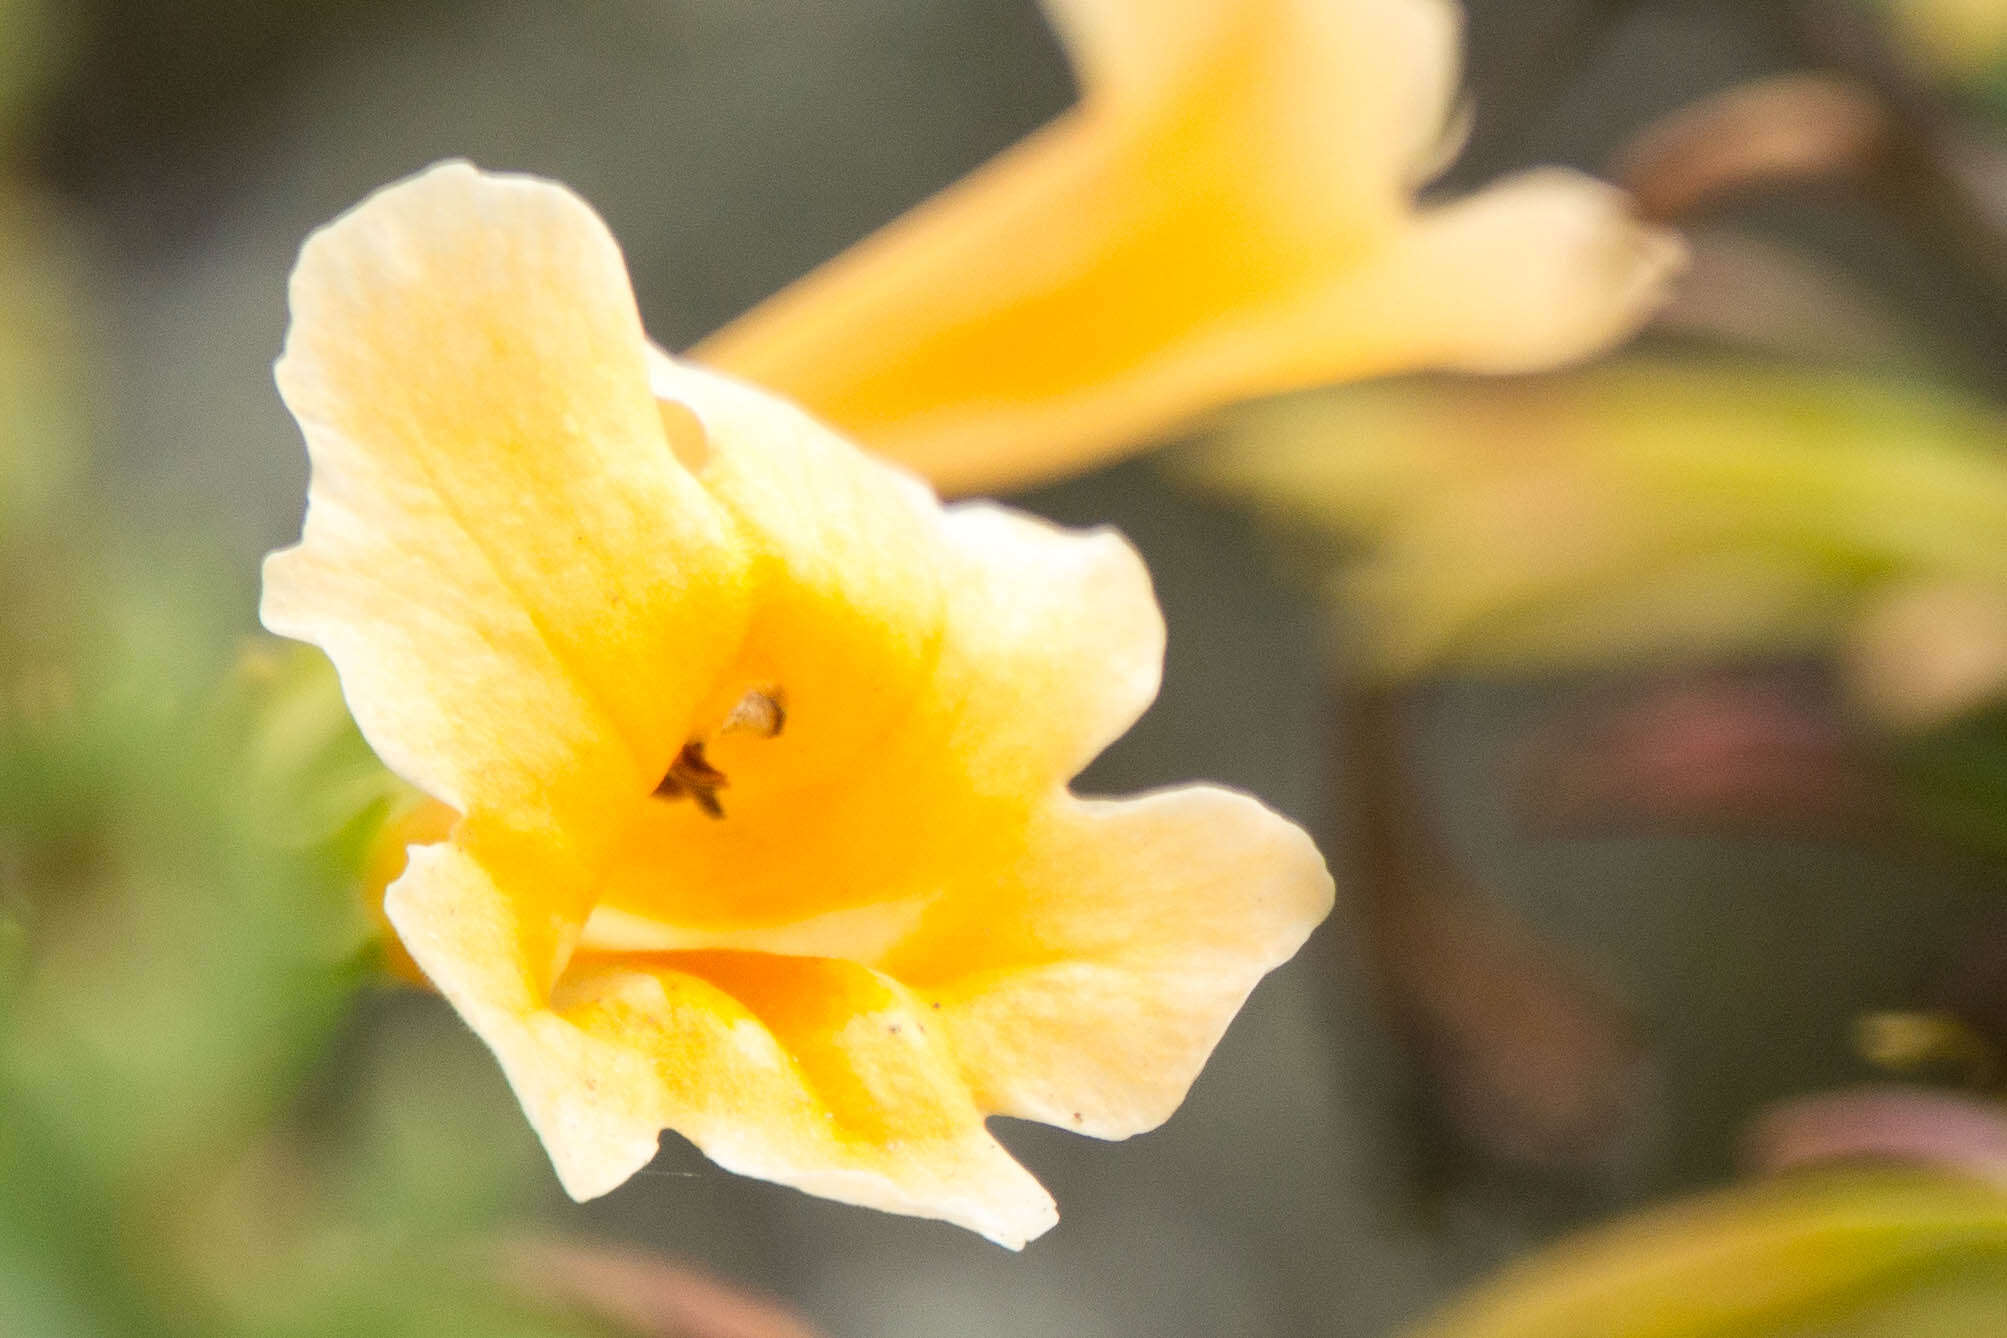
[655,741,728,817]
[720,687,786,739]
[654,689,786,819]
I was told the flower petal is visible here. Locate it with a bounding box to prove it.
[694,0,1471,495]
[262,163,753,936]
[284,165,1336,1247]
[1035,0,1245,106]
[883,787,1334,1137]
[694,110,1290,495]
[1281,169,1687,380]
[584,359,1165,949]
[1042,0,1461,175]
[928,501,1165,792]
[386,841,1057,1246]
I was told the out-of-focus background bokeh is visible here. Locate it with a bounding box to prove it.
[12,0,2007,1334]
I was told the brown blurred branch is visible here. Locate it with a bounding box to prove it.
[1334,684,1651,1175]
[1613,73,1894,221]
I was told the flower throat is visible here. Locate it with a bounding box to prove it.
[653,687,785,818]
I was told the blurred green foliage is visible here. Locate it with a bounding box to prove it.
[0,422,617,1338]
[0,0,68,156]
[1863,0,2007,117]
[0,6,647,1320]
[1406,1168,2007,1338]
[1893,705,2007,860]
[1189,359,2007,858]
[0,191,85,537]
[1190,360,2007,679]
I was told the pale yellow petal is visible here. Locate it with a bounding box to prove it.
[261,162,753,882]
[1041,0,1461,181]
[1035,0,1245,106]
[387,841,1057,1247]
[929,501,1164,789]
[1275,169,1687,380]
[882,787,1334,1138]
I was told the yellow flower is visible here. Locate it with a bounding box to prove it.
[695,0,1686,495]
[260,162,1333,1247]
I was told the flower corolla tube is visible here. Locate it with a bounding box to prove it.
[697,0,1687,494]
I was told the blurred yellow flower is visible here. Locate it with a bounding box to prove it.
[696,0,1686,495]
[261,162,1333,1247]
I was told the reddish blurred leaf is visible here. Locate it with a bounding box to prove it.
[1614,74,1892,221]
[1747,1085,2007,1188]
[499,1239,825,1338]
[1514,671,1898,841]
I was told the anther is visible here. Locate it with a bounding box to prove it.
[654,689,786,819]
[655,741,728,818]
[720,687,786,739]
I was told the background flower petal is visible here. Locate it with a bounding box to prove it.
[1280,169,1687,381]
[693,0,1467,495]
[1039,0,1461,181]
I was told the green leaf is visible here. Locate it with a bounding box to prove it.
[1405,1169,2007,1338]
[1184,360,2007,679]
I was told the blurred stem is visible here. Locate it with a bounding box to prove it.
[1792,0,2007,367]
[1333,681,1648,1177]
